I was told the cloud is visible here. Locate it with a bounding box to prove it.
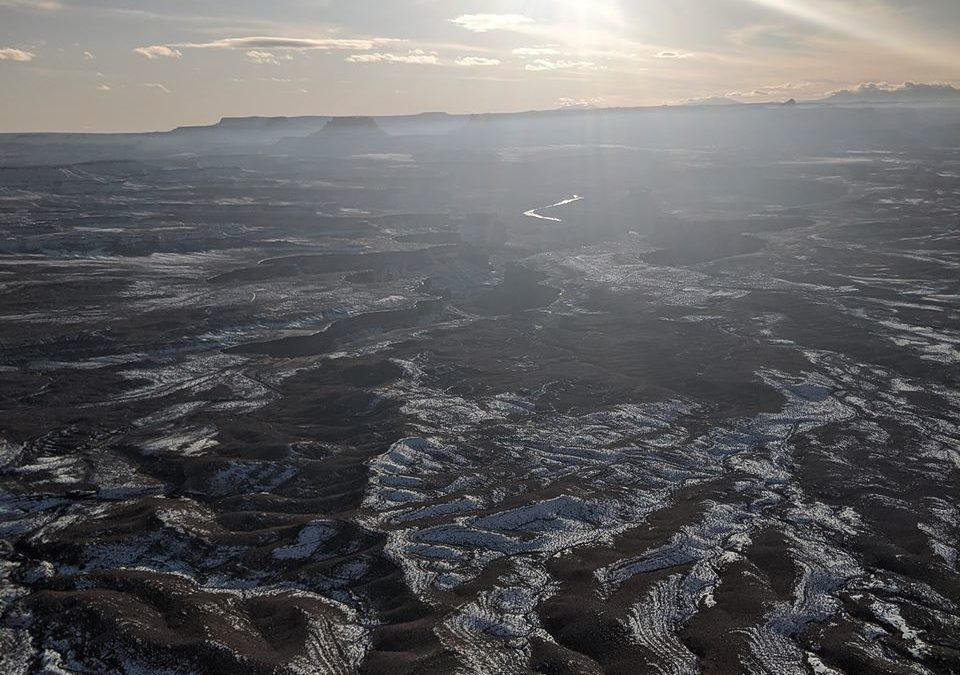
[724,90,768,98]
[556,97,605,109]
[723,82,814,99]
[455,56,500,67]
[167,36,399,52]
[513,47,561,57]
[96,84,111,91]
[525,59,598,72]
[245,50,292,65]
[450,14,534,33]
[83,50,95,60]
[144,83,171,94]
[822,81,960,103]
[654,51,694,59]
[764,82,811,92]
[676,95,742,106]
[134,45,182,59]
[347,49,439,65]
[0,47,35,62]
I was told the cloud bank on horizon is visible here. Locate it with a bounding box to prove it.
[0,0,958,131]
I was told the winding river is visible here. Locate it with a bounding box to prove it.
[523,194,584,222]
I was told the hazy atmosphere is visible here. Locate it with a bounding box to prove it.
[2,2,960,675]
[2,0,960,131]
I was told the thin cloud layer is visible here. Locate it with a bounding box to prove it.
[0,47,35,61]
[557,96,605,108]
[525,59,598,72]
[347,50,439,65]
[824,81,960,102]
[134,45,182,59]
[166,37,399,51]
[450,14,534,33]
[455,56,501,67]
[245,50,292,65]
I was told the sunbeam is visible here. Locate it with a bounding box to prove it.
[745,0,958,66]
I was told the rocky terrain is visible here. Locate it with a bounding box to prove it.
[0,106,958,674]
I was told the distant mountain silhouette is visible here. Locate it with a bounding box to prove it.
[681,96,744,107]
[319,116,388,133]
[170,116,330,136]
[275,116,394,155]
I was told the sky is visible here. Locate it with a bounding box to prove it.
[1,0,959,132]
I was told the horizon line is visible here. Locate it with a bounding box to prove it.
[5,96,958,137]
